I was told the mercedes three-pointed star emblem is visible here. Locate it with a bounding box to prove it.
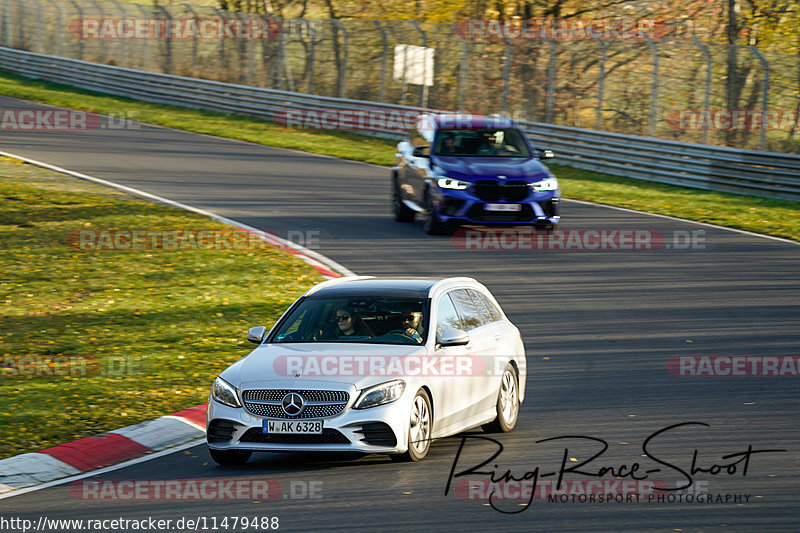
[281,392,305,416]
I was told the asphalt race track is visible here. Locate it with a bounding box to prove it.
[1,95,799,532]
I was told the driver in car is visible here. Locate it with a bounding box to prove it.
[402,312,424,343]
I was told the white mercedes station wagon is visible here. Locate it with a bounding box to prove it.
[206,276,526,464]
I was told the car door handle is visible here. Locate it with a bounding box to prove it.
[495,334,503,341]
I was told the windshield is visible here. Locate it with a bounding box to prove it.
[270,295,429,345]
[434,128,532,158]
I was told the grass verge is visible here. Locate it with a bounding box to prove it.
[0,156,323,459]
[1,69,799,241]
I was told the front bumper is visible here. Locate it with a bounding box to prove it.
[206,387,414,455]
[433,187,560,227]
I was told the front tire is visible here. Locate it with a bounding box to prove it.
[482,364,519,433]
[392,389,433,462]
[422,192,450,235]
[209,448,252,466]
[393,178,415,222]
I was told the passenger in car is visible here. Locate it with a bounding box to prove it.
[335,308,372,338]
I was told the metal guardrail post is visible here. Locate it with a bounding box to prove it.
[692,38,713,145]
[246,13,255,85]
[646,39,660,138]
[409,20,427,109]
[154,4,171,74]
[596,40,606,131]
[43,0,63,57]
[109,1,128,67]
[232,10,249,84]
[13,0,23,50]
[373,20,388,103]
[501,37,511,114]
[306,19,316,94]
[458,39,468,111]
[280,18,294,92]
[0,1,7,47]
[210,7,227,78]
[332,19,348,99]
[134,3,149,70]
[749,46,770,152]
[29,0,42,53]
[181,2,199,72]
[86,0,104,63]
[68,0,84,60]
[545,40,557,123]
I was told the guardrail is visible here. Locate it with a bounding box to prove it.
[1,46,799,202]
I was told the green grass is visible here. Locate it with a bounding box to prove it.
[1,69,798,241]
[0,157,323,459]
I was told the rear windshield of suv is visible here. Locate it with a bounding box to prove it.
[434,128,532,158]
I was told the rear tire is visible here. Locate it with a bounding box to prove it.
[482,364,519,433]
[209,448,252,466]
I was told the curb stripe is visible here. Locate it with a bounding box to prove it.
[38,433,152,472]
[169,404,207,428]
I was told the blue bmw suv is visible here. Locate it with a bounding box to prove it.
[393,113,560,234]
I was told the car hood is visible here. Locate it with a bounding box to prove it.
[219,342,429,391]
[432,156,551,181]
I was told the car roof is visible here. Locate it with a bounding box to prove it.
[304,276,482,298]
[426,113,516,130]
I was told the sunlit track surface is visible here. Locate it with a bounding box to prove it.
[1,95,799,531]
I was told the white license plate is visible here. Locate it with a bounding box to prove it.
[263,420,323,434]
[484,203,522,212]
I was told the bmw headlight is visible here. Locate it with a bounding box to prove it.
[211,376,241,408]
[353,380,406,409]
[531,177,559,191]
[437,178,470,190]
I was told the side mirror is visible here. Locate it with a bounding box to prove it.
[246,326,267,344]
[412,146,431,158]
[440,328,470,347]
[396,141,411,157]
[537,148,554,159]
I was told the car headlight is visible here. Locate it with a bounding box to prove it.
[353,379,406,409]
[211,377,242,408]
[531,177,559,191]
[437,178,470,190]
